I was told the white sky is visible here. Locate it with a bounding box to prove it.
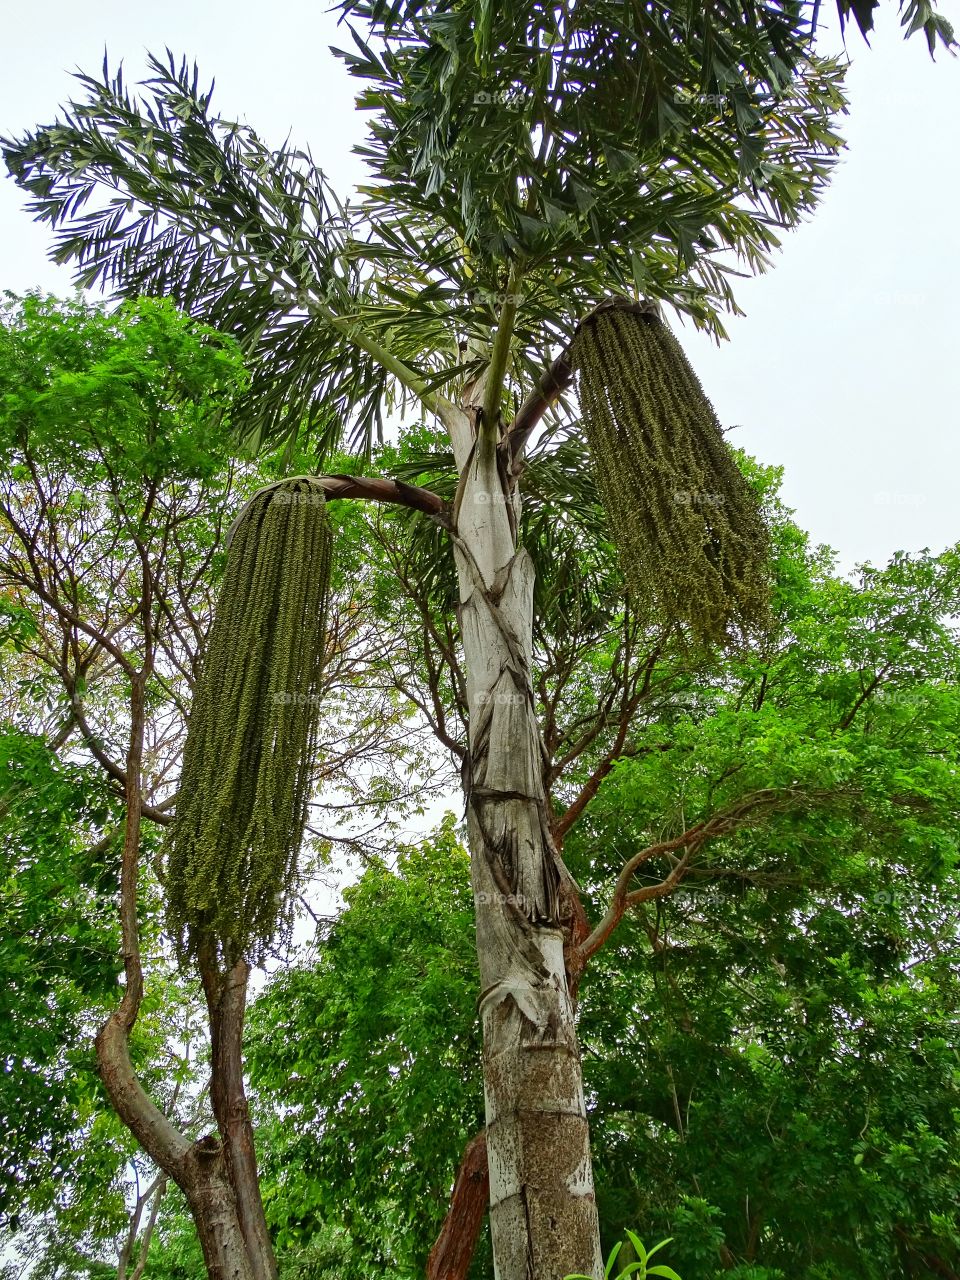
[1,1,958,570]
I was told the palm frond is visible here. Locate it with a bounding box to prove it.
[334,0,852,337]
[1,51,444,456]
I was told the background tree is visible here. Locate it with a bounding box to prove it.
[0,295,437,1277]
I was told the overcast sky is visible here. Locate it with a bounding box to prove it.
[2,2,957,571]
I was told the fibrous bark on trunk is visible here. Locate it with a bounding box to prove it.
[443,392,604,1280]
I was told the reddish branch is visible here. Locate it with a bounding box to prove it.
[573,789,794,971]
[226,473,444,547]
[426,1131,490,1280]
[501,348,575,461]
[313,473,443,514]
[501,297,661,461]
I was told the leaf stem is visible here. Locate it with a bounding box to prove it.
[480,260,523,439]
[310,299,442,417]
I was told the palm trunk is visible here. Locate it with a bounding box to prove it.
[445,394,603,1280]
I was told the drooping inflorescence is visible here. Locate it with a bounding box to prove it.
[165,478,333,967]
[570,302,770,646]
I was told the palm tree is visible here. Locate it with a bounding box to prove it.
[4,2,952,1275]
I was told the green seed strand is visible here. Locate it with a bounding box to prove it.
[164,480,333,967]
[570,306,770,646]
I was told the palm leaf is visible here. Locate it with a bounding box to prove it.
[1,51,442,457]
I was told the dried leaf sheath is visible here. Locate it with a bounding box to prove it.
[165,479,333,965]
[571,305,770,645]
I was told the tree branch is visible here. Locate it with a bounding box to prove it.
[501,298,662,461]
[574,790,792,968]
[502,347,575,462]
[555,742,672,840]
[426,1130,489,1280]
[225,473,445,548]
[61,689,173,825]
[129,1175,168,1280]
[839,665,891,730]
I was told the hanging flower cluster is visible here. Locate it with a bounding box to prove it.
[165,478,333,966]
[571,303,770,646]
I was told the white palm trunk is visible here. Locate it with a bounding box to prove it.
[444,396,604,1280]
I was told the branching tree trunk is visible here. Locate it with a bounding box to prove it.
[200,954,278,1280]
[95,672,262,1280]
[0,362,286,1280]
[88,521,277,1279]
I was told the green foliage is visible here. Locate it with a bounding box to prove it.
[335,0,850,343]
[145,1191,362,1280]
[0,727,120,1229]
[246,815,485,1276]
[243,502,960,1278]
[0,6,955,1272]
[566,533,960,1277]
[165,478,334,966]
[0,55,445,458]
[0,291,257,1270]
[567,1231,683,1279]
[0,290,246,480]
[571,305,770,646]
[125,1185,206,1280]
[0,11,852,458]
